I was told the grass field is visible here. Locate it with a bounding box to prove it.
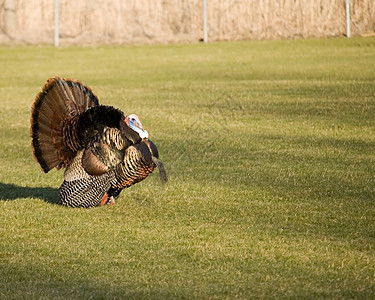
[0,37,375,299]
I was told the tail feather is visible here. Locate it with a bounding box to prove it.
[31,77,99,173]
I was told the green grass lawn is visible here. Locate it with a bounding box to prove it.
[0,37,375,299]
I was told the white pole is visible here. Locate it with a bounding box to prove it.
[345,0,351,37]
[203,0,208,42]
[54,0,59,47]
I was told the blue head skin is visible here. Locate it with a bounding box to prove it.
[125,114,148,139]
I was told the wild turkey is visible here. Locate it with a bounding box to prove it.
[30,77,167,208]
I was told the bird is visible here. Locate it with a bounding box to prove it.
[30,77,167,208]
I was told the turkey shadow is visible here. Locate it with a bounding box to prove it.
[0,183,59,204]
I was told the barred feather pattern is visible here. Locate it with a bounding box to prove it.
[59,151,115,208]
[59,145,154,207]
[95,127,125,168]
[59,175,113,208]
[111,145,155,190]
[102,127,125,151]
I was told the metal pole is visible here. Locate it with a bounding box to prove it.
[203,0,208,42]
[345,0,350,37]
[54,0,59,47]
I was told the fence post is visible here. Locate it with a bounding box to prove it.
[54,0,59,47]
[203,0,208,42]
[345,0,351,37]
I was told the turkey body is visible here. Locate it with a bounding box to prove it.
[30,77,167,208]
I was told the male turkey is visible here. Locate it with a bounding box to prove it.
[30,77,167,208]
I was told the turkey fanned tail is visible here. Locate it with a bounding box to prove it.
[30,77,99,172]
